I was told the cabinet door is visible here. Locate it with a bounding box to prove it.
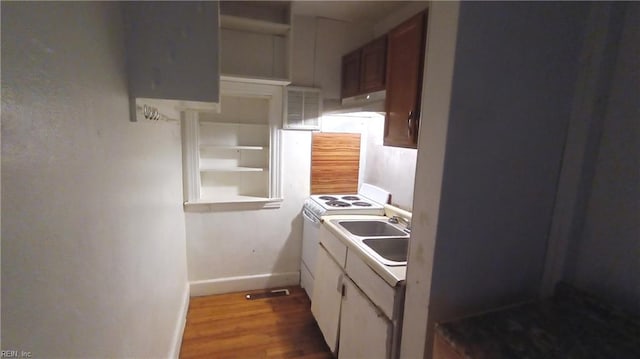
[341,49,362,99]
[360,36,387,94]
[311,245,344,354]
[339,278,392,359]
[123,2,220,103]
[384,12,426,148]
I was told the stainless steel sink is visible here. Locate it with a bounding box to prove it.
[337,220,408,237]
[329,219,409,266]
[362,238,408,263]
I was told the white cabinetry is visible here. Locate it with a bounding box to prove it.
[312,224,405,359]
[219,2,291,81]
[340,277,393,359]
[310,245,344,354]
[123,1,221,121]
[182,77,284,209]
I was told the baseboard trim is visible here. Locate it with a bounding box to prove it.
[168,282,190,359]
[189,271,300,297]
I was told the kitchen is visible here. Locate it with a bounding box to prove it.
[2,1,638,359]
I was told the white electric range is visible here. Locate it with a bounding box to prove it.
[300,184,390,299]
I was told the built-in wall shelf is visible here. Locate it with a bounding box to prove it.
[220,14,290,35]
[184,196,284,211]
[182,78,284,210]
[200,145,268,151]
[200,166,266,173]
[219,2,292,81]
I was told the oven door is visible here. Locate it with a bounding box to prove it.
[301,208,321,299]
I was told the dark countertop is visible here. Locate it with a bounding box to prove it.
[435,283,640,359]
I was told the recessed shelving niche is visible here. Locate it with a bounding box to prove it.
[182,78,286,209]
[219,1,292,81]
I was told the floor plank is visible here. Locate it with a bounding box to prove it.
[180,286,333,359]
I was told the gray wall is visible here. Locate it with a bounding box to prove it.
[564,3,640,314]
[1,3,188,357]
[427,2,589,321]
[403,2,637,357]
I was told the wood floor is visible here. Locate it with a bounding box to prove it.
[180,286,333,359]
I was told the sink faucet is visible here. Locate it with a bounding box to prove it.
[388,215,411,231]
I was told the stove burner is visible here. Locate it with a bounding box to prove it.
[352,201,372,207]
[319,195,338,201]
[326,200,351,208]
[341,196,361,201]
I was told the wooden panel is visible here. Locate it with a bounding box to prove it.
[311,132,360,194]
[180,286,332,359]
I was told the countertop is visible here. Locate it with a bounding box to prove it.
[435,282,640,358]
[320,214,406,287]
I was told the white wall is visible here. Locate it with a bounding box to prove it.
[185,131,311,295]
[291,15,372,100]
[362,116,417,210]
[1,3,188,357]
[400,3,460,357]
[563,3,640,313]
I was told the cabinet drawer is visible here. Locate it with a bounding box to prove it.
[320,224,347,268]
[346,252,397,319]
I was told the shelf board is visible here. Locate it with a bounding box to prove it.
[184,196,283,211]
[200,145,267,151]
[220,15,290,36]
[200,166,266,173]
[220,75,291,86]
[199,121,268,128]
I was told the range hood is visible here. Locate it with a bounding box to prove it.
[323,90,386,114]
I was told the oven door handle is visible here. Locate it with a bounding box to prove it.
[302,208,321,224]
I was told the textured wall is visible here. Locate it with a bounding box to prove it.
[403,2,591,357]
[1,2,188,357]
[564,3,640,313]
[362,115,417,210]
[428,0,588,318]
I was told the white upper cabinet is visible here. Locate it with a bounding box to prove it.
[219,1,291,81]
[123,1,221,121]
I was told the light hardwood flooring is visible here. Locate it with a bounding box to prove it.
[180,286,333,359]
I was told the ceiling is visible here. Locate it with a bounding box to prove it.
[291,1,411,23]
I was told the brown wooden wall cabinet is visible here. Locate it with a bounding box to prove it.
[384,12,427,149]
[341,50,362,99]
[359,36,388,94]
[340,36,387,99]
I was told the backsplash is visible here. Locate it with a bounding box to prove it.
[321,113,417,210]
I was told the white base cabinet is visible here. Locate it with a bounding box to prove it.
[339,277,393,359]
[311,225,405,359]
[310,245,343,354]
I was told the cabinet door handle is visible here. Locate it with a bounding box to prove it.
[407,111,413,139]
[336,273,344,294]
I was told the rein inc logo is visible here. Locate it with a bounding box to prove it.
[1,351,32,358]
